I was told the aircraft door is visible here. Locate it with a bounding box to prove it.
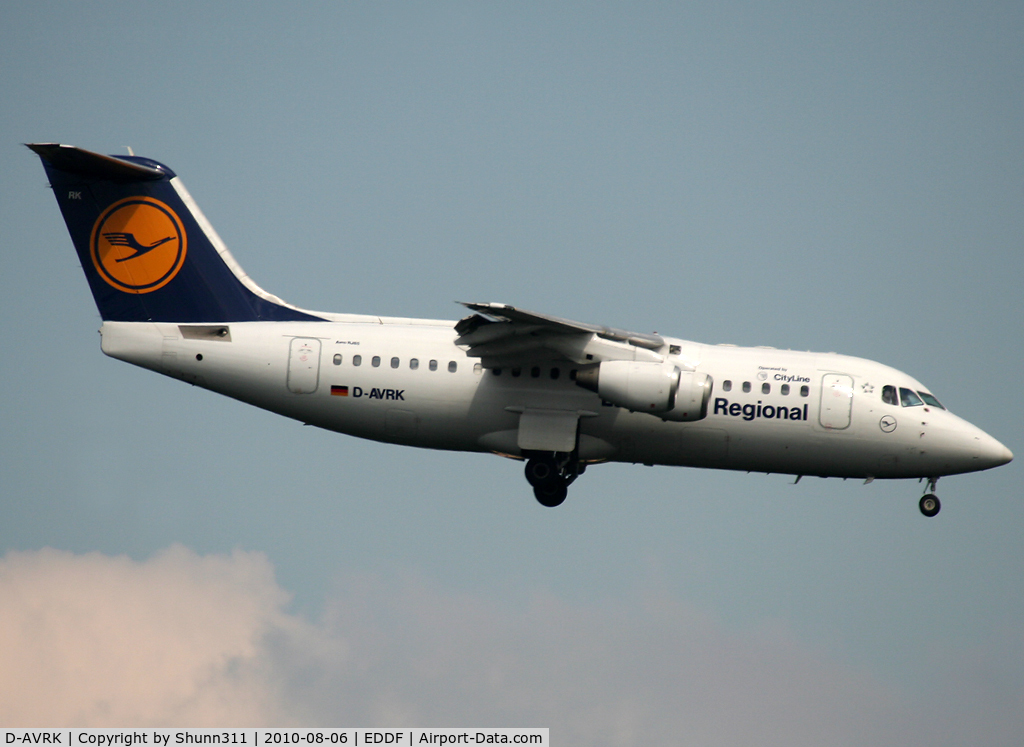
[287,337,321,394]
[819,373,853,430]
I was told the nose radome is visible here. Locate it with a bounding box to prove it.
[980,434,1013,469]
[996,443,1013,466]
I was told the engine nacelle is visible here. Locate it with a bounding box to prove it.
[663,370,714,421]
[575,361,712,421]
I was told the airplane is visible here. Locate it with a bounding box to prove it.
[27,143,1013,516]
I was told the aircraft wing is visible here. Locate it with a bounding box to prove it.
[455,302,665,367]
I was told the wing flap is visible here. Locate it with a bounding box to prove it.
[459,303,664,350]
[455,302,667,368]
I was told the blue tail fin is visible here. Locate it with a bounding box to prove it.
[28,143,324,323]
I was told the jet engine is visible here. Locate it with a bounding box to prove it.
[576,360,712,422]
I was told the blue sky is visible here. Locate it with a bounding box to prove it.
[1,2,1022,742]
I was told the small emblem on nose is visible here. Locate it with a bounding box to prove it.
[879,415,897,433]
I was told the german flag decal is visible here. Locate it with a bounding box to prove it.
[331,385,349,396]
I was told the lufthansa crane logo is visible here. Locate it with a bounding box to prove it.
[90,197,187,294]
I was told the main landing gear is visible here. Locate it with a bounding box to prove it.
[919,477,941,517]
[524,452,582,508]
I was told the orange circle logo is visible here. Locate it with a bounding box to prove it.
[90,197,187,294]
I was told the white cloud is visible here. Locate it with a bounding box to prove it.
[0,545,326,726]
[1,546,1021,745]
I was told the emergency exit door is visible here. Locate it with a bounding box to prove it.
[287,338,321,394]
[819,373,853,430]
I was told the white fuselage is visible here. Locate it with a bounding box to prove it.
[100,318,1010,481]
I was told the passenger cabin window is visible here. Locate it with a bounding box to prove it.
[722,380,732,392]
[512,368,521,377]
[372,356,381,368]
[448,361,458,373]
[762,383,770,394]
[353,355,362,367]
[410,358,419,370]
[493,368,502,376]
[800,385,809,397]
[550,368,560,380]
[429,359,438,371]
[742,381,751,393]
[882,385,898,406]
[900,387,924,407]
[918,391,945,410]
[391,357,400,369]
[333,354,342,366]
[531,366,540,378]
[781,384,790,395]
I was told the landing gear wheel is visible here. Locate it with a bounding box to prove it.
[919,494,941,517]
[534,479,568,508]
[525,457,559,488]
[524,451,578,507]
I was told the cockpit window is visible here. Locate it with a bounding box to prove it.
[899,387,924,407]
[881,385,898,406]
[917,391,945,410]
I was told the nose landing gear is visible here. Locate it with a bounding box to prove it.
[919,477,940,517]
[524,452,582,508]
[919,494,941,517]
